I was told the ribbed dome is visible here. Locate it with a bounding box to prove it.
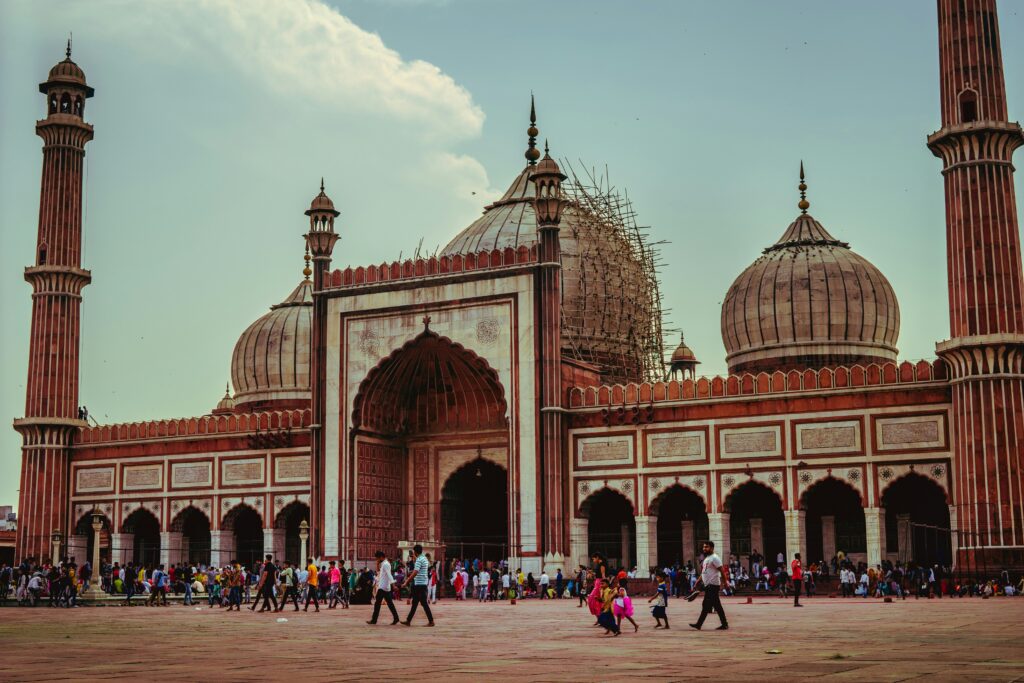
[721,213,900,374]
[442,165,657,384]
[39,55,94,97]
[230,280,312,410]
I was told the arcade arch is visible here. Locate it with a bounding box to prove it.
[275,501,310,566]
[73,509,111,568]
[801,477,865,565]
[580,488,636,571]
[649,484,708,568]
[882,473,951,566]
[223,504,264,567]
[725,481,785,567]
[440,458,508,562]
[171,506,211,566]
[121,507,161,567]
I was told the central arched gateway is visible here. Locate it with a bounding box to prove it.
[350,327,510,566]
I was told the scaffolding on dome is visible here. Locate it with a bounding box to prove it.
[558,160,666,385]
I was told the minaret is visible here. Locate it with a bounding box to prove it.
[531,127,568,566]
[304,179,340,558]
[928,0,1024,569]
[14,42,95,562]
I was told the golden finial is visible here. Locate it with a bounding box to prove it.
[526,94,540,165]
[798,160,809,214]
[303,241,312,280]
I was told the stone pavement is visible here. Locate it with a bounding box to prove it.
[1,596,1022,682]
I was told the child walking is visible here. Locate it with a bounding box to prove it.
[648,571,670,629]
[596,580,620,636]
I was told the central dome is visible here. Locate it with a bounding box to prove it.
[721,212,900,374]
[442,164,658,384]
[230,280,313,411]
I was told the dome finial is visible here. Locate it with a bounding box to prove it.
[302,241,312,281]
[320,177,325,193]
[66,33,72,60]
[798,160,810,214]
[224,381,231,397]
[525,93,540,166]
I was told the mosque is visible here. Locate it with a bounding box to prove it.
[14,0,1024,577]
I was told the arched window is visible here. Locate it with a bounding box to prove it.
[959,89,978,123]
[38,243,47,265]
[49,95,58,114]
[73,96,83,116]
[60,93,71,113]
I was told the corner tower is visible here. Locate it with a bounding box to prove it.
[928,0,1024,569]
[14,41,95,561]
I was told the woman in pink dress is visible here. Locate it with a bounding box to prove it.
[587,579,604,624]
[612,586,638,632]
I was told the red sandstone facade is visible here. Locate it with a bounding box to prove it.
[13,3,1024,574]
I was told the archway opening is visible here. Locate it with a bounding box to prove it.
[440,458,508,563]
[725,481,785,567]
[583,488,635,571]
[351,329,510,563]
[651,485,708,568]
[882,473,951,566]
[276,501,310,566]
[172,507,211,566]
[74,512,111,568]
[122,508,160,567]
[224,505,264,567]
[801,478,865,566]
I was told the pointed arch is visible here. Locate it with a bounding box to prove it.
[352,328,507,436]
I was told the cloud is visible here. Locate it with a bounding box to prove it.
[58,0,485,142]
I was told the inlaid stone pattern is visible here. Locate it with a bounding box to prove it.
[797,421,860,455]
[76,467,114,493]
[273,493,310,517]
[275,455,311,482]
[123,464,162,490]
[876,415,945,451]
[578,437,632,466]
[649,433,704,462]
[577,478,635,511]
[719,426,780,459]
[223,459,264,485]
[172,462,212,487]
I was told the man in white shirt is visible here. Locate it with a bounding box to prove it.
[366,550,400,625]
[539,571,550,599]
[478,568,490,602]
[690,541,728,631]
[501,571,511,599]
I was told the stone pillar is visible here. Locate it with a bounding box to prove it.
[708,513,730,562]
[864,507,887,568]
[160,531,183,567]
[749,518,764,561]
[896,513,912,564]
[634,515,656,576]
[680,520,695,567]
[570,518,588,569]
[784,510,806,566]
[265,528,285,562]
[820,515,836,565]
[210,530,234,567]
[109,533,132,566]
[619,523,631,569]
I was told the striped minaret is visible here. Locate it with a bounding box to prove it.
[13,42,95,562]
[928,0,1024,571]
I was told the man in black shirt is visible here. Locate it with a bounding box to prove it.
[259,554,279,612]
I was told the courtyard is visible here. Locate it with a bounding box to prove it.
[1,596,1022,682]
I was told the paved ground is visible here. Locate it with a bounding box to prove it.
[1,595,1022,682]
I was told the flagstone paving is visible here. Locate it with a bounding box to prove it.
[1,596,1022,682]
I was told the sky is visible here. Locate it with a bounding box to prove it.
[1,0,1022,511]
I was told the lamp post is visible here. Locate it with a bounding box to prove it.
[50,529,62,567]
[299,520,309,565]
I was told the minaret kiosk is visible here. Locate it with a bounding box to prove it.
[14,42,96,562]
[928,0,1024,571]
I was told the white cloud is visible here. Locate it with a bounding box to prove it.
[62,0,485,141]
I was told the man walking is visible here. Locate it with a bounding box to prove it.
[791,553,804,607]
[401,544,435,627]
[304,557,320,612]
[258,554,279,612]
[277,560,300,611]
[366,550,400,625]
[539,570,550,599]
[555,568,564,598]
[689,541,728,631]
